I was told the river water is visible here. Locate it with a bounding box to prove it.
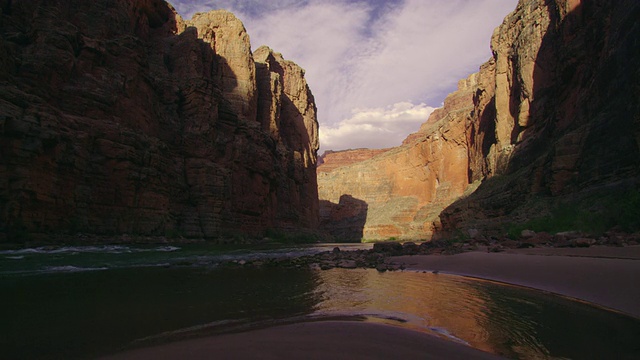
[1,243,639,359]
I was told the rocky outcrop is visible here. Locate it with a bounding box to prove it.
[318,0,640,241]
[188,10,257,124]
[252,45,319,231]
[0,0,319,243]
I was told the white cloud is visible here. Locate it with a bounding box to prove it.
[319,102,435,151]
[172,0,305,17]
[244,2,373,127]
[170,0,518,151]
[333,0,517,114]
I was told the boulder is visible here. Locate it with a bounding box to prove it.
[521,230,536,238]
[402,242,419,255]
[572,238,596,248]
[373,242,403,254]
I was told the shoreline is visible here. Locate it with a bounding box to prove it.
[101,321,504,360]
[389,245,640,319]
[102,245,640,360]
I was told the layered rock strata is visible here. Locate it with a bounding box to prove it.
[318,0,640,241]
[318,77,477,240]
[317,149,390,173]
[0,0,319,242]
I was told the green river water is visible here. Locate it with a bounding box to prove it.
[1,243,638,359]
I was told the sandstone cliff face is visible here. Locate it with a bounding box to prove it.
[441,0,640,236]
[318,0,640,240]
[0,0,319,243]
[252,45,319,231]
[318,76,477,240]
[317,149,390,173]
[188,10,257,124]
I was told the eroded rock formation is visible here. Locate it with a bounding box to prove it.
[318,0,640,241]
[0,0,319,243]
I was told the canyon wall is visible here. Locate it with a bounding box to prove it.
[318,76,478,240]
[318,0,640,241]
[0,0,319,243]
[317,149,390,173]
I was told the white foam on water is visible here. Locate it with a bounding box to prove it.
[149,246,181,252]
[0,245,181,255]
[429,327,471,345]
[0,248,42,255]
[42,265,109,273]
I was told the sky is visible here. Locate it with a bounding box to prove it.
[170,0,519,153]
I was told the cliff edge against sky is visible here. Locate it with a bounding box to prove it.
[318,0,640,241]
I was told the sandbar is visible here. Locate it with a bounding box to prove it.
[101,321,503,359]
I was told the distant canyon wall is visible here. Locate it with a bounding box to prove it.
[0,0,319,242]
[318,0,640,240]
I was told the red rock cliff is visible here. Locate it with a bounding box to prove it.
[318,0,640,241]
[317,149,390,173]
[0,0,319,242]
[318,76,477,240]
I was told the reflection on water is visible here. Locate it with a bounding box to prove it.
[1,264,639,359]
[315,270,640,359]
[314,270,495,349]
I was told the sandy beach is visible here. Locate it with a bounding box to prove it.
[101,321,503,360]
[391,245,640,319]
[103,245,640,359]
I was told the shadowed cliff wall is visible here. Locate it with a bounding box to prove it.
[0,0,319,243]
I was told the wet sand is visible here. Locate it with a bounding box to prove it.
[392,245,640,318]
[101,321,503,360]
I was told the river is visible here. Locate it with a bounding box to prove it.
[1,243,638,359]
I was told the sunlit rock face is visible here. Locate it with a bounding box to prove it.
[318,76,477,241]
[317,149,391,173]
[0,0,319,242]
[318,0,640,241]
